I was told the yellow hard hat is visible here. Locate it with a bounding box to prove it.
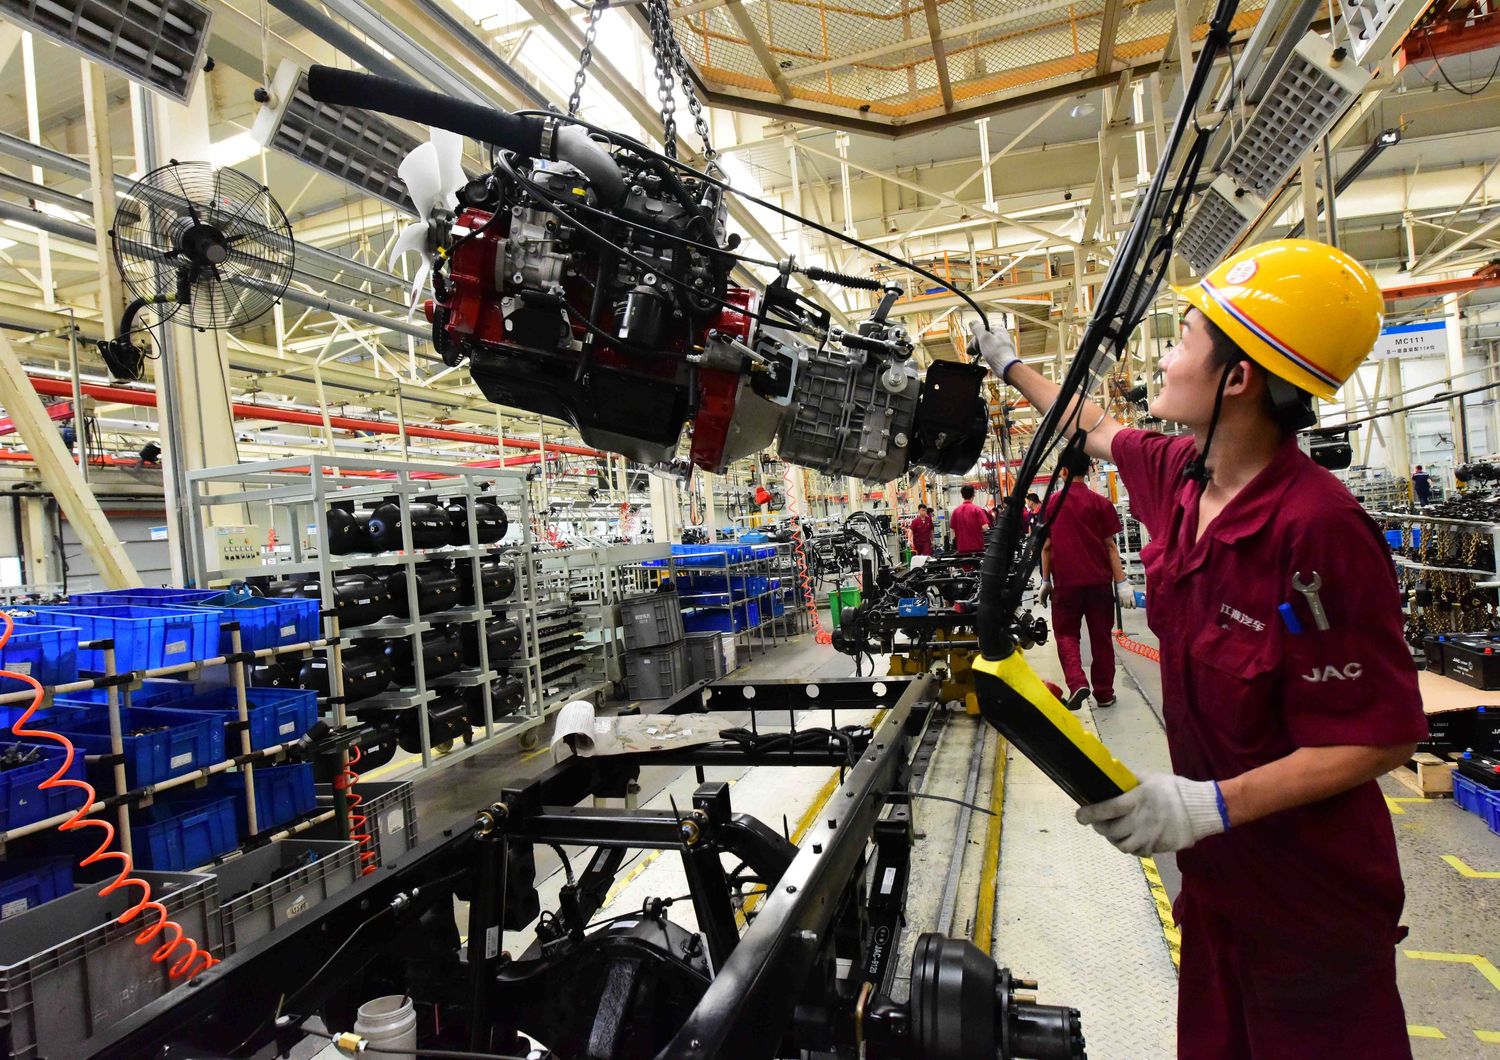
[1171,239,1384,400]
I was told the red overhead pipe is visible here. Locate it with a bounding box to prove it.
[25,376,608,458]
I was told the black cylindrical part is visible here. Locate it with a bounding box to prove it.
[366,497,453,551]
[384,561,462,616]
[386,627,464,685]
[251,660,303,689]
[458,559,517,605]
[446,496,509,545]
[300,643,395,703]
[326,505,374,554]
[466,677,525,723]
[1007,1002,1086,1060]
[461,618,522,665]
[272,570,393,628]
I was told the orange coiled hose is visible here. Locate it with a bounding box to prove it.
[335,745,377,876]
[783,466,833,645]
[2,611,216,979]
[1114,629,1161,663]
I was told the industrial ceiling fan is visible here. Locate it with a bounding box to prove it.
[98,160,295,380]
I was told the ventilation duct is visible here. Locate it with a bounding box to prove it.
[1219,33,1372,200]
[0,0,211,102]
[251,59,420,213]
[1177,175,1267,275]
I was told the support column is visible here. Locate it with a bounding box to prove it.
[20,34,55,307]
[0,329,141,587]
[81,58,125,333]
[647,474,679,544]
[19,497,56,589]
[835,132,856,237]
[977,118,995,211]
[1388,356,1412,478]
[1444,293,1469,463]
[846,476,862,519]
[703,473,722,539]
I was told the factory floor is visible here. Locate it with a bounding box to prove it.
[390,609,1500,1058]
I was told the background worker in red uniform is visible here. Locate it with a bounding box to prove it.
[970,239,1427,1060]
[950,484,992,555]
[909,504,935,557]
[1039,458,1136,710]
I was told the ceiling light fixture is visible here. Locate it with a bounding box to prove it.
[1069,98,1096,119]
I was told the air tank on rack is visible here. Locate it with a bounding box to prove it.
[465,676,526,722]
[271,571,392,629]
[384,626,464,684]
[445,495,509,545]
[383,562,462,617]
[460,618,523,665]
[391,695,472,753]
[458,559,517,605]
[326,504,375,554]
[250,660,303,689]
[366,496,453,551]
[300,644,395,704]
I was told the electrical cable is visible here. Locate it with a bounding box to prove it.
[907,792,997,816]
[1420,23,1500,97]
[2,610,217,979]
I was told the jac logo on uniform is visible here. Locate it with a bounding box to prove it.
[1301,663,1364,683]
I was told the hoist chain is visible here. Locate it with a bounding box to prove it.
[567,0,609,119]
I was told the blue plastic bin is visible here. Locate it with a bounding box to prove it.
[68,588,222,609]
[29,605,221,672]
[0,620,80,708]
[197,593,320,653]
[1384,529,1401,548]
[0,858,73,921]
[45,706,225,787]
[1485,788,1500,836]
[0,740,87,830]
[216,762,316,834]
[55,679,195,711]
[682,609,735,634]
[131,795,239,870]
[1453,772,1484,816]
[179,686,317,751]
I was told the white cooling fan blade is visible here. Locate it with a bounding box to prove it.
[392,220,432,317]
[431,128,466,212]
[398,141,443,219]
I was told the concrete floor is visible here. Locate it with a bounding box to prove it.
[388,607,1500,1057]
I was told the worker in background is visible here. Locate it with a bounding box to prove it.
[909,504,934,557]
[1411,465,1431,506]
[950,484,992,555]
[1023,492,1043,535]
[1039,458,1136,710]
[971,239,1426,1060]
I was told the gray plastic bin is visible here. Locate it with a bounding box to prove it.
[625,640,690,700]
[0,870,217,1059]
[620,590,685,650]
[212,839,360,954]
[307,780,419,868]
[684,632,726,684]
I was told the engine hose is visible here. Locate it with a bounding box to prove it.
[783,465,832,645]
[2,611,217,978]
[1114,629,1161,664]
[800,265,883,292]
[335,745,377,876]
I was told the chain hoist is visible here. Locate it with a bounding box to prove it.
[646,0,681,158]
[567,0,609,118]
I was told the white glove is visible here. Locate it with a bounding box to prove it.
[968,320,1019,381]
[1076,773,1226,855]
[1040,577,1053,606]
[1116,579,1136,609]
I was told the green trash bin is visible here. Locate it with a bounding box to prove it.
[829,586,861,630]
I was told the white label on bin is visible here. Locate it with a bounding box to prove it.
[279,721,297,735]
[280,624,296,637]
[285,893,309,919]
[384,807,406,835]
[880,867,896,895]
[1,898,28,919]
[485,925,499,959]
[7,662,29,676]
[170,752,193,769]
[166,640,187,655]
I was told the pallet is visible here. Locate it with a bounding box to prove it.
[1389,752,1456,798]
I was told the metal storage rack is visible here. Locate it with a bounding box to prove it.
[184,455,558,767]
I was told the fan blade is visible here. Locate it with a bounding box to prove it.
[392,220,429,261]
[431,128,465,211]
[407,260,431,320]
[398,141,443,218]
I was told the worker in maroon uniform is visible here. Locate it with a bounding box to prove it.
[949,484,992,555]
[971,239,1426,1060]
[909,504,935,557]
[1039,458,1136,710]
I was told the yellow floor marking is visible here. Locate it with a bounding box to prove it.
[1386,796,1430,815]
[1404,951,1500,994]
[1408,1025,1446,1039]
[971,735,1007,952]
[1140,856,1181,970]
[602,850,663,906]
[1443,855,1500,879]
[1475,1030,1500,1044]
